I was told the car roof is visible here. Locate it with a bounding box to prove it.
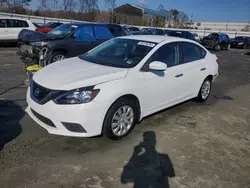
[0,17,32,21]
[69,22,122,27]
[118,35,194,43]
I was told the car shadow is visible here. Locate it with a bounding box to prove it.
[0,100,24,151]
[121,131,175,188]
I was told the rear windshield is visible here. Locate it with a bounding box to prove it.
[206,33,219,40]
[234,36,246,41]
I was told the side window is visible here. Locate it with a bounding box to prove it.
[21,21,29,27]
[181,42,203,63]
[156,29,164,35]
[74,26,96,42]
[150,43,180,68]
[197,46,207,58]
[93,25,113,40]
[7,19,22,27]
[108,25,124,37]
[0,19,6,28]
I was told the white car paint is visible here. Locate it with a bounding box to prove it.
[26,35,219,138]
[0,18,37,41]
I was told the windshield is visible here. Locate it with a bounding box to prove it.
[206,33,218,40]
[79,38,157,68]
[234,36,246,41]
[167,31,183,37]
[48,24,77,37]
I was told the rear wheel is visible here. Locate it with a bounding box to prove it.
[103,98,138,140]
[196,78,212,102]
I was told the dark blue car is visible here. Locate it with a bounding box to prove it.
[165,30,196,41]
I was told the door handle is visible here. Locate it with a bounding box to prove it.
[200,68,206,71]
[175,73,183,78]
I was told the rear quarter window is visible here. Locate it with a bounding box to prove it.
[94,25,113,40]
[107,25,125,37]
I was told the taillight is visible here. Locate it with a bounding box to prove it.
[216,59,220,65]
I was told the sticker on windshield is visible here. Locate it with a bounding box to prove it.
[137,42,155,48]
[126,60,133,64]
[71,25,78,28]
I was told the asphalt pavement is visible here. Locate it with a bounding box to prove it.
[0,47,250,188]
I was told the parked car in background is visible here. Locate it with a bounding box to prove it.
[0,18,37,43]
[18,23,127,67]
[134,28,165,35]
[230,36,250,49]
[200,33,230,51]
[26,35,219,140]
[35,22,63,33]
[165,30,196,41]
[192,32,200,42]
[125,26,140,34]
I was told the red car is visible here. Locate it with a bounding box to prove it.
[35,22,62,33]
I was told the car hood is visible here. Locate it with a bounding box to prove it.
[231,40,245,43]
[18,29,64,43]
[33,57,129,90]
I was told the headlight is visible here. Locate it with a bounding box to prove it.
[238,42,244,45]
[54,87,100,104]
[31,41,49,47]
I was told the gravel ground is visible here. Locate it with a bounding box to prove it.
[0,47,250,188]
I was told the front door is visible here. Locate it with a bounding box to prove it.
[67,25,97,58]
[139,42,183,115]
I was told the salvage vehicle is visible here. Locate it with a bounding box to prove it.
[230,36,250,49]
[165,30,196,41]
[133,28,165,35]
[26,35,219,140]
[0,18,37,44]
[18,23,127,67]
[200,32,230,51]
[35,22,63,33]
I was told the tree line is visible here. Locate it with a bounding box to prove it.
[0,0,192,28]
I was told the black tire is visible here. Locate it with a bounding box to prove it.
[196,77,212,102]
[103,98,138,140]
[214,43,221,51]
[48,51,65,64]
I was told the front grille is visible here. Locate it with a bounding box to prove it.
[31,108,56,128]
[30,80,65,104]
[31,81,53,103]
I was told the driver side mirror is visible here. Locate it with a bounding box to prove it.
[149,61,167,71]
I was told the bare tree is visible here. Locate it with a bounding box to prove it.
[105,0,115,22]
[177,12,189,26]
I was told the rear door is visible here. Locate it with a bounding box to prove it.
[179,42,208,97]
[67,25,97,57]
[6,19,30,40]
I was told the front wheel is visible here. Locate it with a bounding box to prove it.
[196,78,212,102]
[214,43,221,51]
[103,98,138,140]
[48,51,65,64]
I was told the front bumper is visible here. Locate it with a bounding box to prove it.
[26,87,109,137]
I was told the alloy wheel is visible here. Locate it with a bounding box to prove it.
[111,105,134,136]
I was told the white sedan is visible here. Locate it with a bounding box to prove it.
[26,35,219,140]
